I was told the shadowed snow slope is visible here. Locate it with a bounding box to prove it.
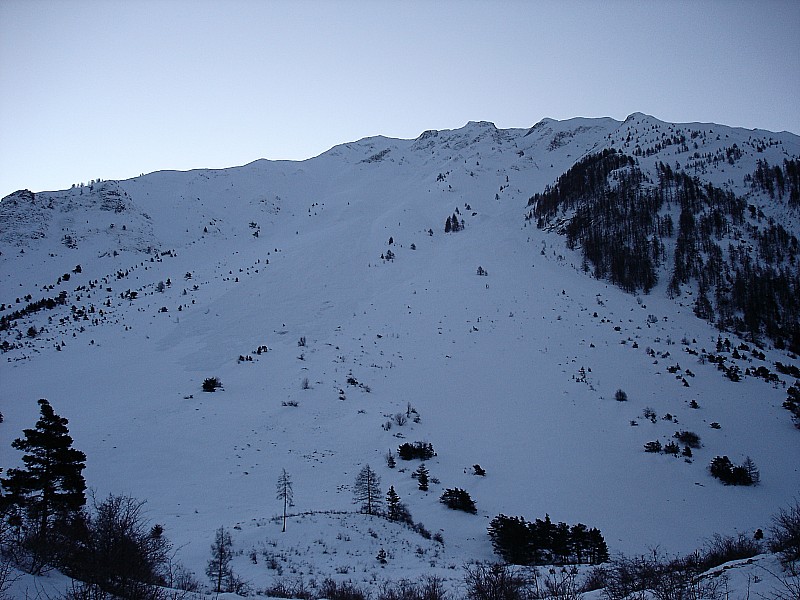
[1,115,799,593]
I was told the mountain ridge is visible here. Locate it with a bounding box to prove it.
[1,113,799,593]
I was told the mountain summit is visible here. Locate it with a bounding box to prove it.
[1,114,799,593]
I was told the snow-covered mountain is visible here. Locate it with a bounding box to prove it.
[1,113,799,595]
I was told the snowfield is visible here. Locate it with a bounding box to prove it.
[1,114,798,597]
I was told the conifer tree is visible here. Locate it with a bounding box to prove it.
[386,486,402,522]
[353,465,382,515]
[275,468,294,532]
[415,463,429,491]
[2,399,86,539]
[206,526,234,593]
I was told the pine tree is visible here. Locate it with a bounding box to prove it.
[587,527,610,564]
[415,463,429,491]
[386,486,402,521]
[275,468,294,532]
[2,399,87,539]
[353,465,382,515]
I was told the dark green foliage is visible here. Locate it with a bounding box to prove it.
[674,430,702,448]
[398,441,435,461]
[385,486,412,524]
[614,389,628,402]
[414,463,429,491]
[663,441,680,455]
[202,377,222,392]
[487,515,535,565]
[440,488,477,514]
[709,455,758,486]
[385,486,400,521]
[487,514,608,566]
[0,291,68,332]
[2,399,87,540]
[784,382,800,429]
[748,158,800,206]
[644,440,662,453]
[529,152,800,351]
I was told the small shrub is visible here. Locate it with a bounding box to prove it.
[674,430,702,448]
[464,562,528,598]
[644,440,662,453]
[202,377,222,392]
[317,578,368,600]
[615,389,628,402]
[440,488,477,513]
[700,533,763,571]
[769,499,800,570]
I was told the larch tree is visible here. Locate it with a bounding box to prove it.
[206,526,234,594]
[275,468,294,532]
[353,464,382,515]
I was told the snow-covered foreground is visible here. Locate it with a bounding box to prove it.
[1,114,798,596]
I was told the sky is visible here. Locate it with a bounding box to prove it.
[1,0,798,199]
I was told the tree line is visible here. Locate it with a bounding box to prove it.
[528,150,800,352]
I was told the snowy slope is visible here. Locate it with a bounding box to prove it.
[1,114,799,594]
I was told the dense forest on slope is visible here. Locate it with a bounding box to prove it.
[528,151,800,352]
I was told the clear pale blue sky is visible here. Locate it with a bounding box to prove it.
[1,0,798,199]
